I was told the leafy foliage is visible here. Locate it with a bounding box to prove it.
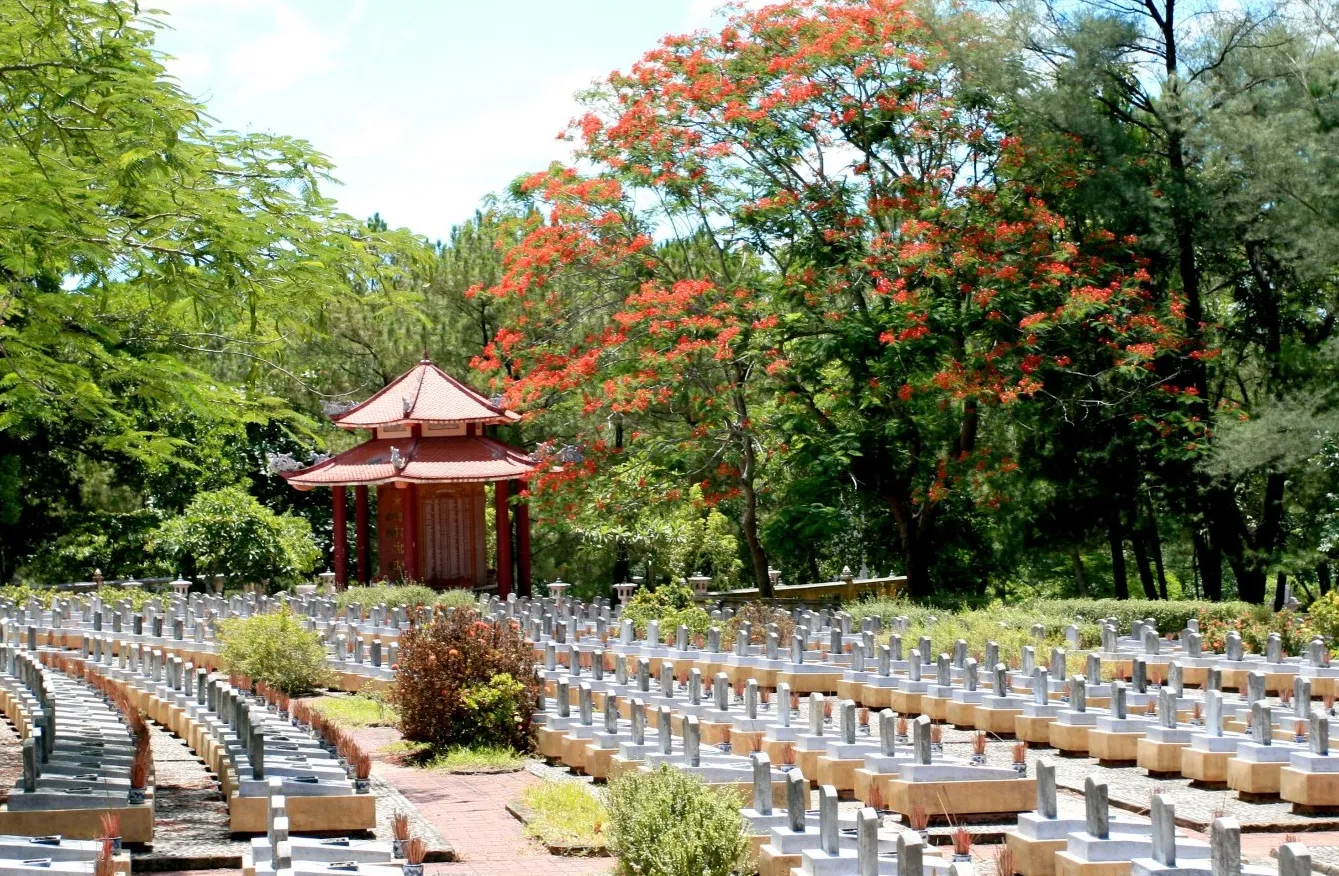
[392,609,538,752]
[154,487,318,586]
[620,584,712,641]
[605,765,750,876]
[480,0,1182,600]
[218,607,332,694]
[335,584,440,611]
[1307,591,1339,647]
[460,673,530,749]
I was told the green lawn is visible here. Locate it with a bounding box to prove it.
[380,740,528,772]
[310,693,399,729]
[519,780,608,850]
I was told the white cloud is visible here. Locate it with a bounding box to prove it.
[329,67,598,235]
[163,49,210,81]
[153,0,365,101]
[227,1,364,100]
[326,105,410,161]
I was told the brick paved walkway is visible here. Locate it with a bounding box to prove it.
[350,727,612,876]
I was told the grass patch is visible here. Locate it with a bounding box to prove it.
[310,693,398,729]
[381,740,527,773]
[427,745,527,772]
[520,781,608,850]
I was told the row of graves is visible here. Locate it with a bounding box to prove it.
[0,589,429,871]
[0,584,1333,876]
[513,592,1336,876]
[8,591,405,692]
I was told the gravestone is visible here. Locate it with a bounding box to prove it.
[1084,777,1109,839]
[1037,758,1057,819]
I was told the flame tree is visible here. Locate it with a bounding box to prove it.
[477,0,1187,597]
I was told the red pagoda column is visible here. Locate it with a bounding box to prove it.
[403,483,420,582]
[332,486,348,587]
[512,479,531,597]
[354,485,370,585]
[495,480,512,597]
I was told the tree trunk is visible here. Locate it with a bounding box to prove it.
[1132,529,1159,600]
[1236,568,1268,605]
[1145,516,1169,600]
[1194,530,1222,601]
[890,495,933,599]
[739,473,771,598]
[904,528,933,600]
[613,542,630,589]
[1273,572,1288,612]
[1109,517,1129,600]
[728,377,772,598]
[612,417,630,586]
[1071,545,1087,597]
[1319,562,1332,595]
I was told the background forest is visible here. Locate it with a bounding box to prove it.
[4,0,1339,608]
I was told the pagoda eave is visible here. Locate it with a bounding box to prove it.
[280,435,538,489]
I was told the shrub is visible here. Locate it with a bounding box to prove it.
[335,583,438,612]
[218,607,332,694]
[436,588,480,610]
[1306,591,1339,647]
[461,672,529,748]
[155,487,318,587]
[622,583,712,642]
[1199,606,1314,656]
[845,596,1263,657]
[605,765,750,876]
[392,608,538,752]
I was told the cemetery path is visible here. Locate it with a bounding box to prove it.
[352,727,613,876]
[0,710,19,802]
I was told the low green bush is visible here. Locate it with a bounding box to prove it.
[335,583,438,611]
[461,672,529,748]
[1306,591,1339,646]
[844,597,1268,660]
[436,588,481,610]
[155,486,318,587]
[218,606,332,694]
[1026,598,1259,633]
[605,765,749,876]
[621,583,712,643]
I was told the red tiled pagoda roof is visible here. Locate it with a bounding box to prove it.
[281,436,538,487]
[332,357,520,429]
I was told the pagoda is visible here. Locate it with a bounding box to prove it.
[282,355,537,595]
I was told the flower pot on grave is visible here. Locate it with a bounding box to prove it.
[356,778,371,794]
[1012,761,1027,777]
[128,787,146,805]
[392,840,406,859]
[402,865,424,876]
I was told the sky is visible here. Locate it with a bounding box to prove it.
[150,0,728,243]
